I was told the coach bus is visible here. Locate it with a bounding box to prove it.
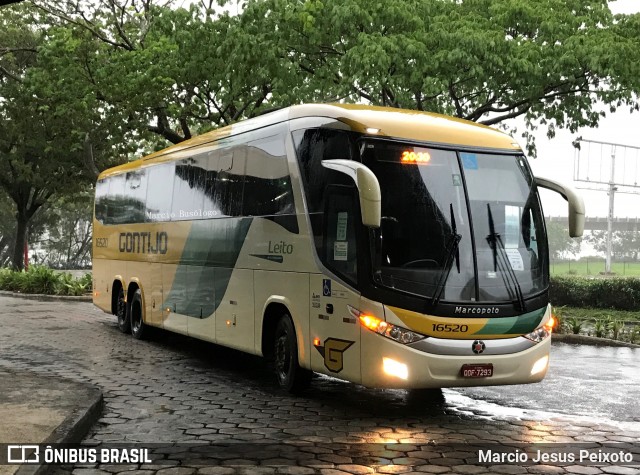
[92,104,584,392]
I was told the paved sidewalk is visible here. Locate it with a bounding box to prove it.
[0,369,102,475]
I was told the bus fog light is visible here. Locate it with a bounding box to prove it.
[530,355,549,376]
[382,357,408,380]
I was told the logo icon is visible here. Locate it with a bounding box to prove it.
[314,338,354,373]
[322,279,331,297]
[7,445,40,464]
[472,340,486,354]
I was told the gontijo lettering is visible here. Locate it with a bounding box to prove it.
[118,232,168,254]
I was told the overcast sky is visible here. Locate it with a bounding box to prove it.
[525,0,640,219]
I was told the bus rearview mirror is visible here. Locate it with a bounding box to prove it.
[321,159,381,228]
[535,176,585,238]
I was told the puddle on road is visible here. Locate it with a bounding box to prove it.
[444,389,640,433]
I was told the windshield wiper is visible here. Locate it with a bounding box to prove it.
[486,204,526,312]
[431,204,462,306]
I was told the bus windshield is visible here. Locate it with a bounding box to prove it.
[360,140,548,306]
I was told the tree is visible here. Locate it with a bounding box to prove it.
[0,3,110,269]
[30,193,93,268]
[0,191,16,267]
[29,0,291,149]
[546,221,581,260]
[28,0,640,155]
[586,230,640,261]
[240,0,640,154]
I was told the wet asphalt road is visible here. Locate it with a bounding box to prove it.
[457,342,640,424]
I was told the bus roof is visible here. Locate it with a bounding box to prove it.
[99,103,521,178]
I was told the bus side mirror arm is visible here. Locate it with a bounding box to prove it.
[535,176,585,238]
[321,159,382,228]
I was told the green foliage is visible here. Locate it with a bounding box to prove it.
[31,193,93,268]
[546,221,581,260]
[79,272,92,291]
[20,0,640,156]
[54,272,89,296]
[0,266,91,295]
[586,230,640,261]
[626,326,640,345]
[551,305,564,334]
[0,267,22,291]
[550,259,640,277]
[560,306,639,322]
[18,265,59,294]
[608,319,625,341]
[593,317,610,339]
[0,3,108,270]
[549,276,640,311]
[565,316,584,335]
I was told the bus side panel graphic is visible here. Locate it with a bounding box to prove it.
[163,217,253,318]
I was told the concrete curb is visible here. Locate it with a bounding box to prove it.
[552,333,640,348]
[0,290,92,302]
[14,382,103,475]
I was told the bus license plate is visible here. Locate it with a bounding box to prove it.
[460,363,493,378]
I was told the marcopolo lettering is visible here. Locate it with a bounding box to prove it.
[119,232,168,254]
[454,306,500,315]
[268,240,293,254]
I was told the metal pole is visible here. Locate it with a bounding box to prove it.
[605,147,616,274]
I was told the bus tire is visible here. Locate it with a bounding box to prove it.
[116,286,130,334]
[274,314,312,393]
[130,289,146,340]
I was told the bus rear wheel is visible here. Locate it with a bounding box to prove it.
[273,315,312,393]
[116,286,129,334]
[130,289,146,340]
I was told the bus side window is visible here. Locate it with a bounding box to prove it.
[324,186,358,283]
[293,127,358,284]
[172,158,206,221]
[94,178,109,223]
[213,147,245,217]
[203,150,219,218]
[146,163,175,222]
[243,135,294,217]
[105,173,126,225]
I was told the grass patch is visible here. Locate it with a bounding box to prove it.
[551,260,640,277]
[559,306,640,322]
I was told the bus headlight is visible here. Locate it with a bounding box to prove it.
[524,316,554,343]
[350,306,425,344]
[523,326,550,343]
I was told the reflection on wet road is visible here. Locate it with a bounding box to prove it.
[457,341,640,424]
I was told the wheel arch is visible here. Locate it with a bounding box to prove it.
[110,277,125,315]
[126,279,144,321]
[261,298,307,367]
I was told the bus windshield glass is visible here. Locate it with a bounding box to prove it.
[360,140,548,305]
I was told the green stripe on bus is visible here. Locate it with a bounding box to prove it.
[474,306,546,335]
[163,217,253,318]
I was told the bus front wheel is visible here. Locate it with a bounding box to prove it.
[116,286,130,334]
[130,289,146,340]
[273,315,312,393]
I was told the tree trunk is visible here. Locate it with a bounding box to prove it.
[11,212,28,271]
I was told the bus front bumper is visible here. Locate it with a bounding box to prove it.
[360,330,551,389]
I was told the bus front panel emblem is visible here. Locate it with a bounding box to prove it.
[472,340,486,354]
[314,338,354,373]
